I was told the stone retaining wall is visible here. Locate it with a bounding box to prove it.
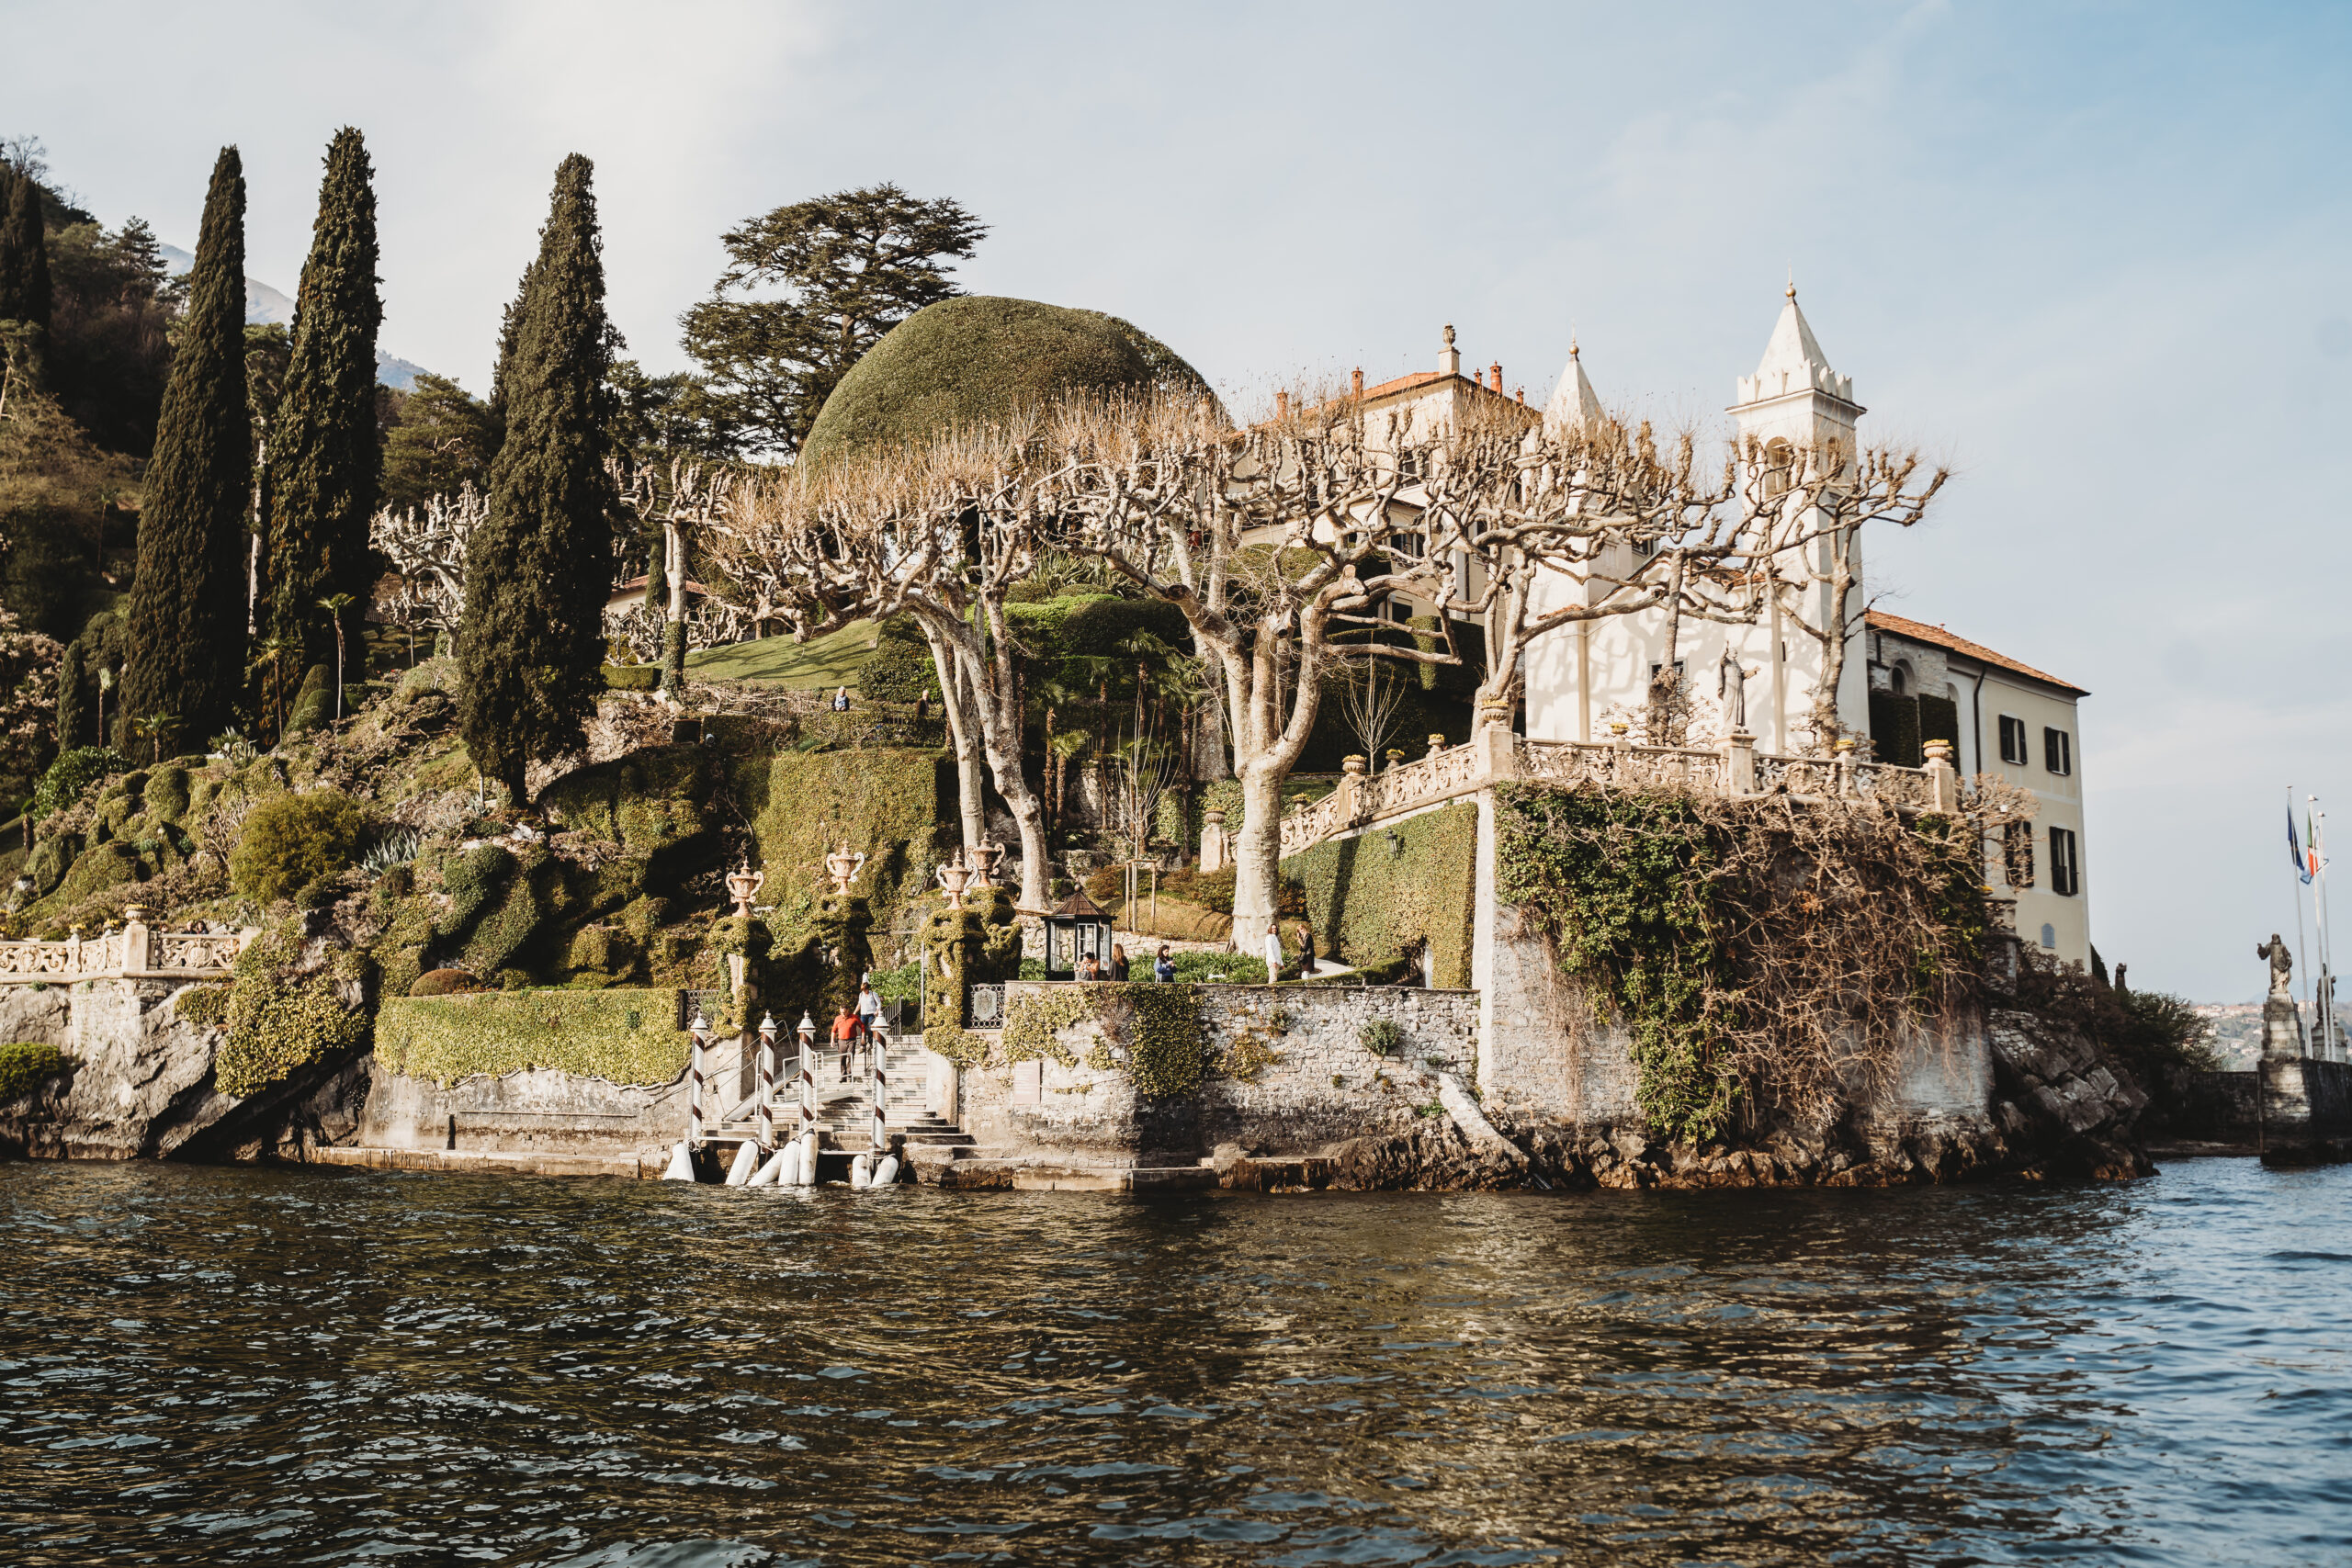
[952,982,1481,1163]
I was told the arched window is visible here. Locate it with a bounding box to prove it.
[1763,439,1794,501]
[1889,661,1910,695]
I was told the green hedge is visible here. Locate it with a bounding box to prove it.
[1282,801,1477,987]
[602,663,661,693]
[376,988,691,1088]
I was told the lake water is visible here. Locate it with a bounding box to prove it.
[4,1157,2347,1566]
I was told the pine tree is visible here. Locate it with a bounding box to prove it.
[122,148,248,754]
[456,154,617,803]
[263,129,381,674]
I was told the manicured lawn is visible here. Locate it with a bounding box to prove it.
[686,620,877,689]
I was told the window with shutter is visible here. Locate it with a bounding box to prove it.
[2003,821,2036,888]
[2043,728,2072,776]
[2050,827,2079,896]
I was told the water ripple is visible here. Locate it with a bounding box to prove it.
[2,1160,2347,1564]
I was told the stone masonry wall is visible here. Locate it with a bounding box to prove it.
[953,982,1481,1164]
[356,1059,693,1163]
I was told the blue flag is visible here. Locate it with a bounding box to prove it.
[2291,807,2313,885]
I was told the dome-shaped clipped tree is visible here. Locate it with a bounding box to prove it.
[797,295,1216,470]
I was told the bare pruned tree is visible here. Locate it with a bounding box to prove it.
[369,482,489,639]
[1746,436,1951,751]
[1041,390,1469,935]
[615,457,738,704]
[710,423,1062,910]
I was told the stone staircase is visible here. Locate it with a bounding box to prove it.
[718,1037,974,1156]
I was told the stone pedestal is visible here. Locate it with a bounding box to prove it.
[2262,995,2306,1061]
[1199,809,1228,874]
[1724,731,1757,795]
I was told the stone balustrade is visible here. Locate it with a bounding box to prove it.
[1277,727,1956,857]
[0,907,252,984]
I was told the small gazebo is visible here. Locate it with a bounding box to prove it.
[1042,886,1115,979]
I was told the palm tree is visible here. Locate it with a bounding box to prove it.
[247,633,295,742]
[316,593,357,721]
[130,710,182,766]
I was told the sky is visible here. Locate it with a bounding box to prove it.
[5,0,2348,1001]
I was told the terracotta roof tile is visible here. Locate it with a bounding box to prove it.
[1866,610,2086,697]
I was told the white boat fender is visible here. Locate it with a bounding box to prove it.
[660,1140,695,1182]
[870,1154,900,1188]
[850,1152,872,1189]
[777,1143,803,1186]
[750,1148,785,1187]
[798,1133,820,1186]
[725,1141,761,1186]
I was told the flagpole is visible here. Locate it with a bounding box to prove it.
[2317,802,2336,1061]
[2292,784,2312,1054]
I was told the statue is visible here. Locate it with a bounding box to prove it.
[724,863,765,919]
[935,848,971,910]
[2258,933,2295,999]
[1718,646,1757,732]
[822,841,866,896]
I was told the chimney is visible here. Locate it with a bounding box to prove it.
[1515,386,1525,404]
[1489,363,1502,392]
[1438,325,1460,377]
[1351,367,1364,397]
[1275,390,1289,420]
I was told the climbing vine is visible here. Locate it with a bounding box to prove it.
[1124,983,1206,1097]
[1494,778,2032,1144]
[1003,988,1091,1066]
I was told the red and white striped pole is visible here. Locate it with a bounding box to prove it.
[796,1012,817,1139]
[870,1018,888,1152]
[687,1011,709,1147]
[756,1012,778,1149]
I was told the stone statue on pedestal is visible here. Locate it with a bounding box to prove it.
[2258,933,2294,998]
[1718,646,1756,732]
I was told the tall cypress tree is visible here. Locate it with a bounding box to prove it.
[0,167,20,321]
[263,128,381,673]
[456,154,616,803]
[123,148,248,754]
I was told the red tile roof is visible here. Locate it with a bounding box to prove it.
[1866,610,2086,697]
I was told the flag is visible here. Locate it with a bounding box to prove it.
[2291,807,2313,885]
[2311,807,2328,880]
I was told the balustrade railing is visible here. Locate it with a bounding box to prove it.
[1273,730,1955,856]
[0,910,251,983]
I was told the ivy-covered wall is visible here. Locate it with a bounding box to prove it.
[735,747,949,950]
[1281,802,1477,987]
[375,988,690,1088]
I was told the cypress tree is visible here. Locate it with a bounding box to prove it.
[263,128,382,674]
[123,148,248,755]
[55,640,85,750]
[456,154,616,803]
[0,167,20,321]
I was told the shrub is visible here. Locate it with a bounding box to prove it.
[230,790,370,904]
[375,989,690,1087]
[602,663,661,693]
[1359,1019,1405,1057]
[411,968,483,997]
[219,974,368,1096]
[175,985,231,1027]
[32,748,129,822]
[284,663,334,735]
[856,621,939,703]
[0,1042,67,1100]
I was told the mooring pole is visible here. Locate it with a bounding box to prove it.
[871,1019,889,1152]
[687,1011,710,1147]
[796,1012,817,1140]
[757,1012,778,1150]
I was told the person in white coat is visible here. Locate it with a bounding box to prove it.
[1262,919,1285,984]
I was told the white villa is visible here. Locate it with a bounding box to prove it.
[1329,291,2093,967]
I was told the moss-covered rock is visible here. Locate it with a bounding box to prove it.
[51,840,140,906]
[285,663,334,736]
[799,296,1213,470]
[27,834,75,897]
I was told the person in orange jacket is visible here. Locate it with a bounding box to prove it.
[831,1005,859,1079]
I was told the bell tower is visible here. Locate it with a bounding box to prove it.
[1729,279,1862,448]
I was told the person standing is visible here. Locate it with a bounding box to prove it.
[1154,946,1176,983]
[1109,942,1130,981]
[1296,921,1318,978]
[855,979,881,1043]
[831,1005,858,1079]
[1262,919,1285,984]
